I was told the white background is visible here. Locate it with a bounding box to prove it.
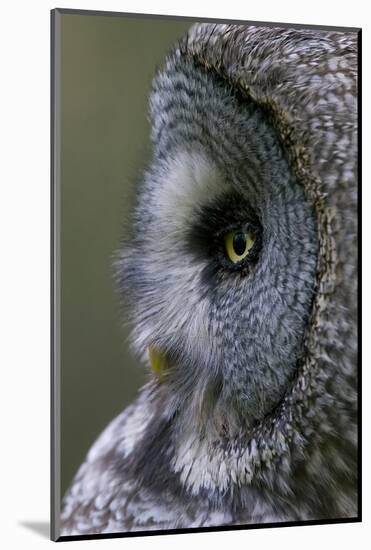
[0,0,368,548]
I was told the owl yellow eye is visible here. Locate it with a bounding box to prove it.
[224,230,255,263]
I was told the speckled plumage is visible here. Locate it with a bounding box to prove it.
[61,22,358,536]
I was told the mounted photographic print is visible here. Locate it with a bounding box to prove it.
[51,8,361,542]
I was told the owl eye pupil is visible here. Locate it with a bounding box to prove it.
[233,232,247,256]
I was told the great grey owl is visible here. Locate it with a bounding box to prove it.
[60,22,358,536]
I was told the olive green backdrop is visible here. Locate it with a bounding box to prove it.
[60,13,192,497]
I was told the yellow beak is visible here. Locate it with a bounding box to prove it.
[148,345,168,380]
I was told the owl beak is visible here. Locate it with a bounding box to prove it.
[148,345,168,381]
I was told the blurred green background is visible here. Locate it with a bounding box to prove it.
[60,13,192,497]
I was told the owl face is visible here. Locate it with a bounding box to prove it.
[118,57,318,425]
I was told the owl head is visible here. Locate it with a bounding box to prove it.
[116,45,318,433]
